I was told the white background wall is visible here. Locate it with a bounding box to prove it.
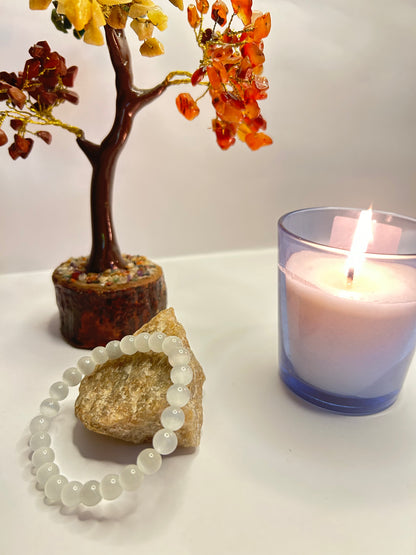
[0,0,415,273]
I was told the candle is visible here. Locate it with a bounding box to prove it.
[284,251,416,396]
[278,207,416,414]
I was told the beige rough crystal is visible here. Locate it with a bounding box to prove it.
[75,308,205,447]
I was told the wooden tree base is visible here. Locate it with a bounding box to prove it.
[52,256,167,349]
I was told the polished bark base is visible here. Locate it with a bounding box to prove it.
[52,257,167,349]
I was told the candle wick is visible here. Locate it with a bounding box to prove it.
[347,267,354,286]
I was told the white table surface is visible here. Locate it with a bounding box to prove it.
[2,248,416,555]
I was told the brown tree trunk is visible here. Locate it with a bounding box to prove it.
[77,25,169,274]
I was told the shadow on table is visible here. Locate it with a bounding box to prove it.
[73,419,195,464]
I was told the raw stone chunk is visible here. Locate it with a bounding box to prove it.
[75,308,205,447]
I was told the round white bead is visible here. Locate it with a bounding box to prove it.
[170,365,193,385]
[91,346,109,364]
[148,332,166,353]
[80,480,102,506]
[168,348,191,367]
[40,398,60,418]
[161,406,185,431]
[100,474,122,500]
[153,429,178,455]
[137,448,162,475]
[62,366,82,387]
[29,415,50,434]
[166,384,191,407]
[61,481,82,508]
[49,381,69,401]
[106,340,122,359]
[120,335,137,355]
[162,336,184,356]
[119,465,144,491]
[45,474,68,503]
[32,446,55,469]
[36,462,59,488]
[77,355,96,375]
[134,332,151,352]
[29,431,51,451]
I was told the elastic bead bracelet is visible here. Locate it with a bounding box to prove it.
[28,331,193,508]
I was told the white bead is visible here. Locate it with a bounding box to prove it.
[62,366,82,386]
[45,474,68,502]
[100,474,122,500]
[40,398,60,418]
[148,332,166,353]
[91,346,109,364]
[36,462,59,488]
[77,355,96,375]
[162,336,184,356]
[120,335,137,355]
[153,429,178,455]
[32,446,54,469]
[170,365,193,385]
[29,431,51,451]
[106,340,122,359]
[166,384,191,407]
[29,415,50,434]
[119,465,144,491]
[80,480,102,506]
[49,381,69,401]
[168,348,191,367]
[134,332,151,352]
[137,448,162,475]
[161,406,185,431]
[61,481,82,508]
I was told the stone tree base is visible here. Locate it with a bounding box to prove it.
[52,255,167,349]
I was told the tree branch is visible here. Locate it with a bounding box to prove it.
[76,135,99,164]
[105,26,134,95]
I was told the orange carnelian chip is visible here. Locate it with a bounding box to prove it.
[212,118,237,150]
[247,114,267,132]
[211,0,228,26]
[207,66,223,91]
[191,67,206,86]
[212,61,228,84]
[196,0,209,14]
[254,75,269,91]
[245,132,272,150]
[241,43,265,67]
[212,92,244,124]
[176,93,200,120]
[251,64,264,76]
[231,0,252,25]
[187,5,201,28]
[253,12,271,42]
[221,103,243,124]
[244,99,260,119]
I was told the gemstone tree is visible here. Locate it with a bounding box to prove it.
[0,1,272,347]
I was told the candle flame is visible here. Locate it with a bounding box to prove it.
[345,207,374,285]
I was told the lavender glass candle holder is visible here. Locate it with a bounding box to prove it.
[278,207,416,415]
